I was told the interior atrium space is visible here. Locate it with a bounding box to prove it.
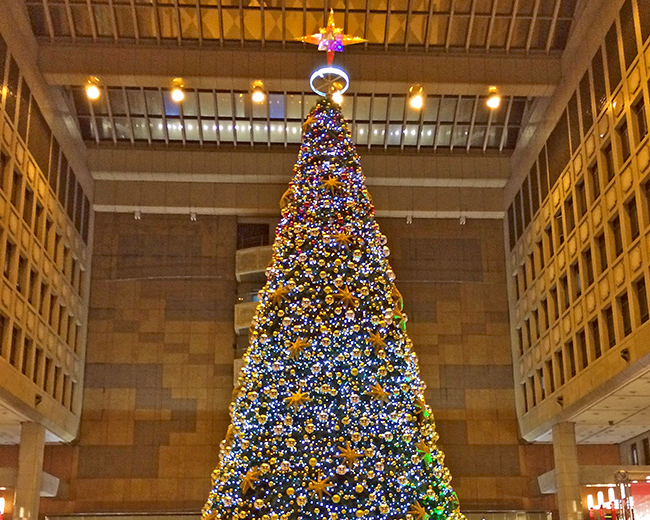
[2,1,650,520]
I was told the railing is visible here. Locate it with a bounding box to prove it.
[235,245,273,282]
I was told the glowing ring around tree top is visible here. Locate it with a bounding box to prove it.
[309,66,350,97]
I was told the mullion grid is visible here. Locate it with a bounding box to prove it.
[73,87,525,152]
[31,0,577,53]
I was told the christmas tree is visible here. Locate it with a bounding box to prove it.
[203,97,463,520]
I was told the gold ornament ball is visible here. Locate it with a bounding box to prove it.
[309,458,317,466]
[254,499,264,509]
[355,484,364,493]
[332,495,341,503]
[297,496,307,506]
[351,368,358,376]
[287,487,295,496]
[356,511,364,518]
[379,504,389,514]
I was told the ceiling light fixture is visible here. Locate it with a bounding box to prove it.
[252,80,266,103]
[331,91,343,105]
[170,77,185,103]
[85,77,101,100]
[486,86,501,109]
[408,84,424,109]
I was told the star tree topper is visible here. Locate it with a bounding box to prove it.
[296,9,366,65]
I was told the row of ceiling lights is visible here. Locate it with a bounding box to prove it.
[84,76,502,110]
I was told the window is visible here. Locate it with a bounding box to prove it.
[38,282,48,316]
[592,48,607,113]
[522,264,528,291]
[522,383,529,413]
[546,359,555,393]
[28,270,38,306]
[644,438,650,466]
[33,347,42,384]
[565,340,577,378]
[0,314,6,359]
[530,165,540,215]
[21,337,32,376]
[45,218,53,252]
[556,349,565,386]
[541,298,549,331]
[560,274,570,311]
[0,152,9,193]
[53,366,62,399]
[576,180,587,219]
[626,196,640,241]
[631,443,639,465]
[611,215,623,257]
[11,169,22,209]
[619,291,632,337]
[538,368,546,400]
[3,241,15,279]
[634,97,648,142]
[44,357,52,392]
[564,196,575,233]
[604,306,616,348]
[583,248,594,287]
[529,376,537,406]
[529,254,535,282]
[22,185,34,226]
[620,0,637,69]
[617,120,631,163]
[54,233,62,265]
[571,262,582,299]
[9,325,21,367]
[34,202,44,240]
[533,309,540,340]
[577,329,588,369]
[605,24,622,92]
[550,286,560,322]
[16,256,27,294]
[579,72,594,132]
[513,274,520,300]
[603,143,615,183]
[537,241,545,270]
[554,210,565,247]
[525,318,532,349]
[635,277,649,324]
[589,162,601,200]
[545,225,554,258]
[508,204,516,250]
[596,233,608,273]
[590,318,602,359]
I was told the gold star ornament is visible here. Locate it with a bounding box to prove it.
[284,389,311,410]
[409,501,428,520]
[367,383,390,404]
[307,472,334,499]
[336,441,364,468]
[287,338,310,359]
[368,331,387,352]
[271,284,290,306]
[241,466,261,493]
[334,287,358,308]
[322,176,344,194]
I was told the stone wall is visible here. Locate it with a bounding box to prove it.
[34,214,618,515]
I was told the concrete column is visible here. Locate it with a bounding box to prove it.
[553,422,582,520]
[13,422,45,520]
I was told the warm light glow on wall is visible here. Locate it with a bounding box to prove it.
[170,78,185,103]
[408,84,424,109]
[85,77,101,100]
[252,80,266,103]
[486,86,501,109]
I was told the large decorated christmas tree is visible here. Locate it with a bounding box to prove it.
[203,96,463,520]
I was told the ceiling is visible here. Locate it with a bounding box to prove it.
[24,0,578,53]
[535,372,650,445]
[69,85,530,151]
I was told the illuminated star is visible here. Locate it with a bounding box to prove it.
[394,306,407,328]
[409,501,428,520]
[367,383,390,404]
[296,9,366,65]
[415,440,431,459]
[336,441,364,468]
[334,231,351,246]
[368,331,387,352]
[334,287,358,308]
[322,176,343,194]
[241,466,261,493]
[391,285,404,308]
[307,472,334,499]
[284,389,311,410]
[271,284,290,306]
[287,338,310,359]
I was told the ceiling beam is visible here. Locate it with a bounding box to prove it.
[39,43,561,97]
